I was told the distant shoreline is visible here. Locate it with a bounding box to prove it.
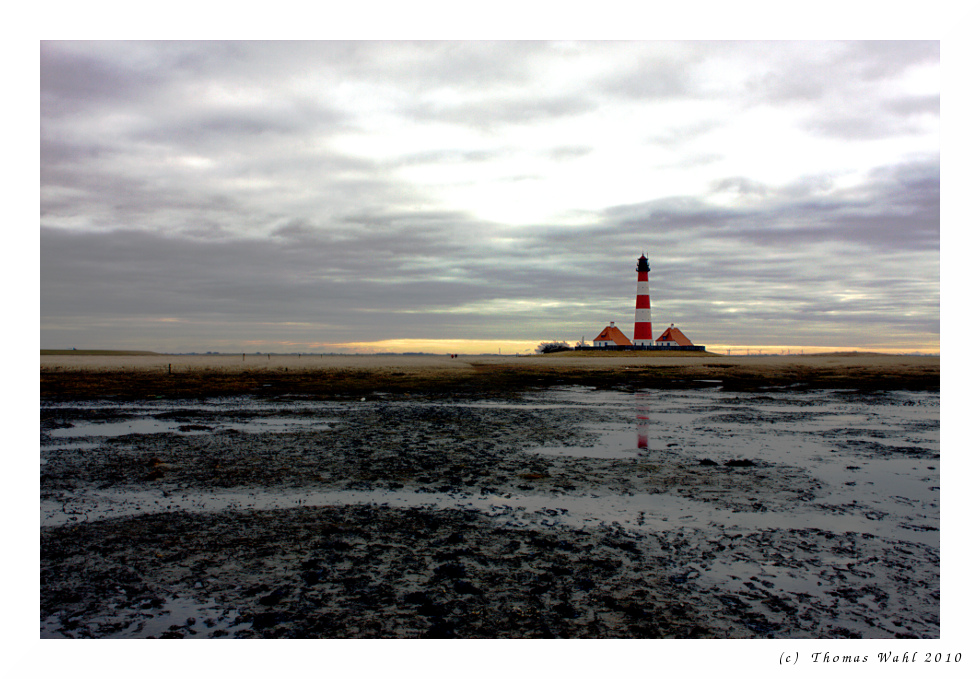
[41,349,163,356]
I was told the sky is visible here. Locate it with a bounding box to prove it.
[39,39,941,355]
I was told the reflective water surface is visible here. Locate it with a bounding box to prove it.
[42,387,939,547]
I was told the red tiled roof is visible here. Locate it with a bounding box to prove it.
[656,326,693,346]
[593,325,633,345]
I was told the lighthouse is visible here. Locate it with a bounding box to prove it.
[633,254,654,347]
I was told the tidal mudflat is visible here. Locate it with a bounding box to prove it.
[40,382,938,638]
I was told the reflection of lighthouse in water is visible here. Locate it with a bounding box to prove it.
[636,392,650,451]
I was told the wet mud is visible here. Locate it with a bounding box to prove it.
[40,387,939,638]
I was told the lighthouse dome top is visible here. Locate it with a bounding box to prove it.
[636,253,650,273]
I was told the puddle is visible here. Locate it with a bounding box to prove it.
[47,417,335,438]
[40,441,99,453]
[41,593,250,639]
[225,417,335,433]
[40,482,939,548]
[535,424,645,458]
[49,420,188,437]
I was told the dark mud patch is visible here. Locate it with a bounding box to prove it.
[41,504,939,639]
[41,505,721,639]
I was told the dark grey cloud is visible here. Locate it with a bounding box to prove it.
[352,41,546,92]
[801,111,923,141]
[383,148,510,169]
[729,41,940,142]
[142,101,351,147]
[406,92,597,130]
[744,41,938,101]
[597,62,692,101]
[547,145,592,161]
[709,177,769,199]
[883,94,940,117]
[589,158,940,252]
[844,41,940,80]
[40,42,170,117]
[646,120,722,149]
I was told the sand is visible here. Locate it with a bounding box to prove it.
[40,352,939,400]
[40,350,937,373]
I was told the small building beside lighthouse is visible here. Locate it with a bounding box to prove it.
[593,321,632,347]
[655,324,694,347]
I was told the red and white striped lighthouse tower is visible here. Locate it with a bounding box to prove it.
[633,253,654,347]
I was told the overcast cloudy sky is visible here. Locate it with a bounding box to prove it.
[39,40,940,354]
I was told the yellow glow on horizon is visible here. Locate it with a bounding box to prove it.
[707,344,940,356]
[319,338,541,355]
